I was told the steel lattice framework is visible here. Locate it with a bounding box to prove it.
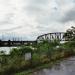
[37,32,65,42]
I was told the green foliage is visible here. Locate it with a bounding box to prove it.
[32,53,40,66]
[10,46,32,57]
[18,46,32,55]
[64,26,75,41]
[37,40,60,58]
[0,51,5,55]
[64,41,75,48]
[1,35,75,75]
[10,48,20,57]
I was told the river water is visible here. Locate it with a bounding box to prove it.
[33,57,75,75]
[0,47,17,54]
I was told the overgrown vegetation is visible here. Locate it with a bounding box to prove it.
[0,26,75,75]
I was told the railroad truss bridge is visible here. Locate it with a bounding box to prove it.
[0,32,66,47]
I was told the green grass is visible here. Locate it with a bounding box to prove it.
[14,58,63,75]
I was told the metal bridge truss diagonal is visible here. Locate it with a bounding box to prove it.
[37,32,65,43]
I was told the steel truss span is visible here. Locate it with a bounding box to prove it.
[37,32,65,42]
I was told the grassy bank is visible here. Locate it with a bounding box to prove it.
[0,40,75,75]
[15,60,61,75]
[15,55,74,75]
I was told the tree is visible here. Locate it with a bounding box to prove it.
[64,26,75,41]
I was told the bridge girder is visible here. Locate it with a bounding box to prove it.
[0,40,37,47]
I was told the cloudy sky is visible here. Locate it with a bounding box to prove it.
[0,0,75,40]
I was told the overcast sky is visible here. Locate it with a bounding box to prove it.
[0,0,75,40]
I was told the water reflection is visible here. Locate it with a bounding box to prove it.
[33,57,75,75]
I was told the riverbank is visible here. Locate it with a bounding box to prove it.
[15,55,75,75]
[1,38,75,75]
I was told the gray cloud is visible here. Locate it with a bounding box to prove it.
[60,8,75,23]
[29,0,49,5]
[26,0,61,26]
[0,0,75,40]
[25,0,50,15]
[0,13,14,25]
[73,0,75,3]
[0,26,22,32]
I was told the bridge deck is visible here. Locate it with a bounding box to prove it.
[0,40,37,47]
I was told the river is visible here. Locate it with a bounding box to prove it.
[0,47,17,54]
[33,57,75,75]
